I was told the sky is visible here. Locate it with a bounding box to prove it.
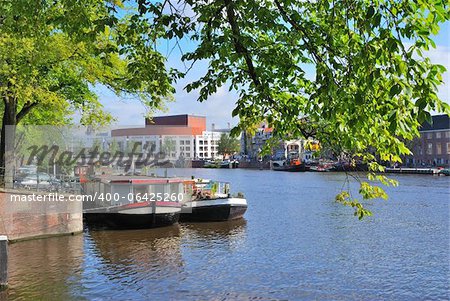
[98,21,450,129]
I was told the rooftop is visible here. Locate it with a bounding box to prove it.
[420,114,450,131]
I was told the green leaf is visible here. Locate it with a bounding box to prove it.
[366,6,375,19]
[389,84,401,97]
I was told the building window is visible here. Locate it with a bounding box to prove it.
[180,140,184,145]
[426,133,432,139]
[436,132,441,139]
[427,143,433,155]
[185,147,190,151]
[447,143,450,155]
[416,146,423,155]
[445,131,450,138]
[436,143,442,155]
[185,140,191,145]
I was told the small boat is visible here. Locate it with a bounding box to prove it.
[82,176,186,229]
[331,161,368,171]
[219,160,239,169]
[271,158,308,172]
[309,162,334,172]
[438,168,450,176]
[204,160,239,169]
[179,179,247,222]
[203,160,220,168]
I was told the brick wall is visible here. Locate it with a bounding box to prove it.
[405,130,450,167]
[0,191,83,242]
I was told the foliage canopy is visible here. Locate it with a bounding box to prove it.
[2,0,449,217]
[139,0,449,217]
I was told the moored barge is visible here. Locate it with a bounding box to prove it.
[82,176,187,229]
[180,179,247,222]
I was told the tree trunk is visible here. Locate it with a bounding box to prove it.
[243,131,248,155]
[0,96,17,187]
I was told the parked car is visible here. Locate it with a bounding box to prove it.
[17,165,37,175]
[16,172,60,190]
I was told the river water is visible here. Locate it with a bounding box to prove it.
[2,169,449,300]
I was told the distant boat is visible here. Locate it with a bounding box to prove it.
[438,168,450,176]
[82,176,186,229]
[180,179,247,222]
[219,160,239,169]
[204,160,239,169]
[309,162,334,172]
[271,158,308,172]
[331,162,368,171]
[203,160,220,168]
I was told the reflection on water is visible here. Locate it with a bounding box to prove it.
[181,219,247,251]
[182,219,247,239]
[4,234,84,301]
[2,170,449,300]
[80,226,184,300]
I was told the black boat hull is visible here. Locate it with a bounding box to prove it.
[272,164,308,172]
[180,204,247,222]
[84,212,180,230]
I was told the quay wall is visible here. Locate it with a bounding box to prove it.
[0,190,83,242]
[238,161,270,169]
[384,167,440,175]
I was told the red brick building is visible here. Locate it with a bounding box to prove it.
[405,114,450,167]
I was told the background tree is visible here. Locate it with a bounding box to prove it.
[217,133,240,159]
[109,139,119,155]
[161,138,176,159]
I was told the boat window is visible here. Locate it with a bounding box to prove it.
[133,185,148,198]
[112,184,131,204]
[148,184,165,197]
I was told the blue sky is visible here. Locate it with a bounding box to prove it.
[99,22,450,128]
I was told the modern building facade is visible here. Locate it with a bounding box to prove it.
[405,114,450,167]
[109,114,227,160]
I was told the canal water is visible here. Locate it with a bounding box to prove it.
[2,169,449,300]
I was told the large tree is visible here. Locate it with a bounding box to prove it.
[0,0,176,183]
[139,0,449,218]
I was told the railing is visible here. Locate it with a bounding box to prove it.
[192,180,230,199]
[10,171,82,193]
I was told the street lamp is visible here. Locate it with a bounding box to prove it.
[53,141,56,177]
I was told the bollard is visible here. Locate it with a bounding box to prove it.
[0,235,7,290]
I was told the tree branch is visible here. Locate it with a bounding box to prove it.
[273,0,323,64]
[16,102,39,123]
[223,0,263,89]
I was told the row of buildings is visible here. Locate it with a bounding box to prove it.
[86,113,450,167]
[92,114,229,160]
[85,114,314,162]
